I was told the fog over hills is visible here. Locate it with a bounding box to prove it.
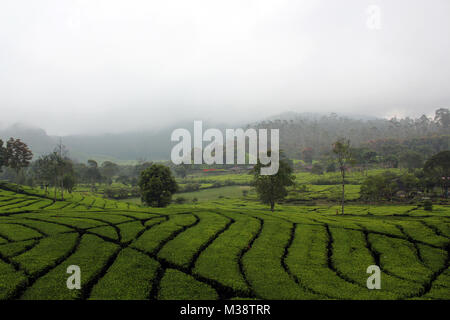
[3,110,446,163]
[0,118,256,163]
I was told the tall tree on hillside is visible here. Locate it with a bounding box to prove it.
[63,174,76,194]
[174,164,188,179]
[301,147,314,164]
[139,164,178,207]
[399,150,423,170]
[0,139,6,172]
[252,152,295,212]
[86,160,102,192]
[134,161,153,179]
[34,154,55,195]
[5,138,33,175]
[49,152,63,201]
[424,151,450,198]
[54,141,72,200]
[332,139,354,215]
[101,161,119,185]
[434,108,449,132]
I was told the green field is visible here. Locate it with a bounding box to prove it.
[0,185,449,300]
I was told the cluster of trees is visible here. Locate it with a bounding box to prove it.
[36,158,156,197]
[250,140,449,212]
[32,143,74,200]
[1,144,158,199]
[0,138,33,177]
[360,151,449,202]
[141,139,448,212]
[103,186,140,200]
[299,134,447,175]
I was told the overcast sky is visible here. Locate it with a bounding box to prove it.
[1,0,449,135]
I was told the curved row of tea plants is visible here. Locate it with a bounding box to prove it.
[0,186,448,300]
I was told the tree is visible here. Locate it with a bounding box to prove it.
[399,173,420,195]
[0,139,5,172]
[86,160,102,192]
[174,164,188,179]
[33,151,69,201]
[384,155,399,168]
[311,163,324,175]
[326,162,336,172]
[33,154,55,195]
[47,152,65,201]
[434,108,449,131]
[63,174,76,193]
[362,151,377,175]
[424,151,450,198]
[252,153,295,212]
[117,175,130,186]
[301,148,314,164]
[139,164,178,207]
[53,142,73,201]
[399,151,423,170]
[134,161,153,179]
[101,161,119,185]
[5,138,33,175]
[332,139,354,215]
[360,172,400,202]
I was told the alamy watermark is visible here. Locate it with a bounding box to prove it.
[366,5,382,30]
[366,265,381,289]
[66,265,81,290]
[171,121,280,175]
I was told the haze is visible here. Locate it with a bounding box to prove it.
[1,0,449,135]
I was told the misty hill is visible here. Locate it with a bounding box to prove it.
[2,110,448,164]
[0,124,56,155]
[1,124,178,163]
[0,120,244,163]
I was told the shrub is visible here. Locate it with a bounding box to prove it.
[224,180,235,186]
[212,181,222,188]
[423,200,433,211]
[174,197,187,204]
[183,183,200,192]
[311,163,324,175]
[326,162,336,172]
[104,187,134,199]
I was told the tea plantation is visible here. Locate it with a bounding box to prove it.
[0,185,448,300]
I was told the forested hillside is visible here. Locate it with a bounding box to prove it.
[250,108,449,160]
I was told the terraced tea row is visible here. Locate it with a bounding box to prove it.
[0,188,449,300]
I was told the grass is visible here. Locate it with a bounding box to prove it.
[242,216,319,299]
[176,186,252,202]
[131,214,197,254]
[0,183,448,300]
[158,211,229,268]
[13,233,79,276]
[20,234,118,300]
[89,248,160,300]
[158,269,218,300]
[193,212,260,294]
